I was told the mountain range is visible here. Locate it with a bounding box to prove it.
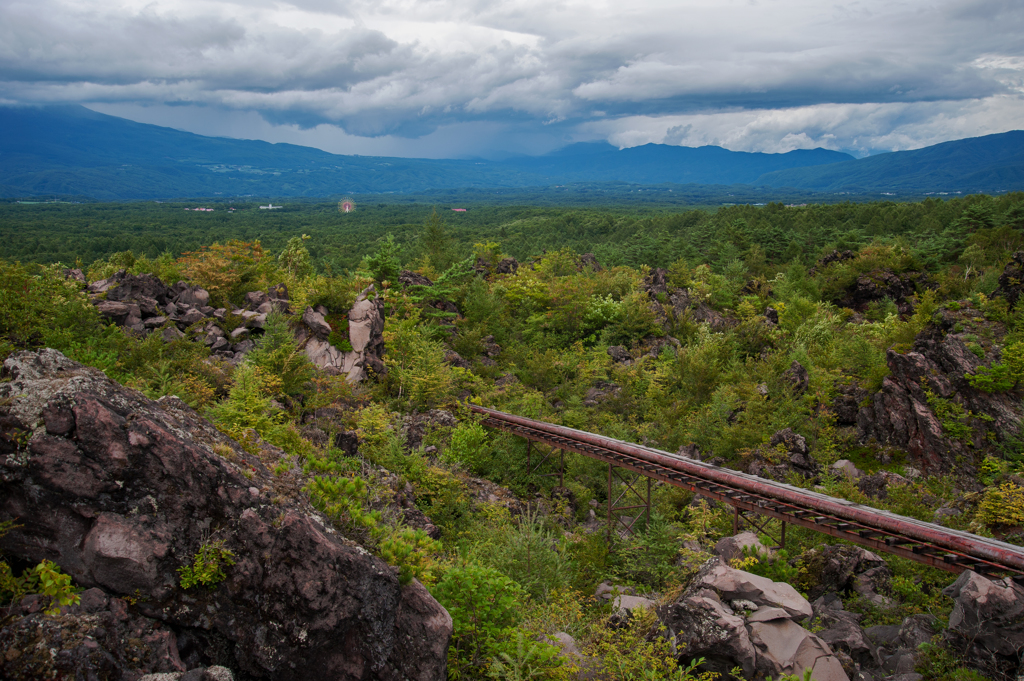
[0,105,1021,200]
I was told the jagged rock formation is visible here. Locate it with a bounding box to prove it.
[643,267,736,333]
[658,557,847,681]
[831,268,931,316]
[297,287,386,382]
[0,349,450,681]
[856,300,1024,471]
[942,570,1024,677]
[993,251,1024,308]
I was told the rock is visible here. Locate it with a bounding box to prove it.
[0,592,189,680]
[400,410,458,450]
[770,428,809,457]
[173,284,210,309]
[993,251,1024,308]
[583,380,621,407]
[345,286,387,380]
[243,291,269,310]
[802,545,890,603]
[713,531,768,564]
[746,607,789,622]
[177,308,206,327]
[659,590,757,678]
[677,443,701,460]
[495,257,519,275]
[856,471,909,500]
[607,345,631,363]
[764,307,779,325]
[229,327,249,340]
[232,340,254,355]
[398,270,434,288]
[943,570,1024,657]
[748,618,850,681]
[576,253,602,272]
[268,283,289,301]
[0,349,452,681]
[833,383,869,425]
[64,267,87,283]
[644,268,669,297]
[831,459,863,480]
[782,360,810,395]
[106,273,172,306]
[897,614,937,649]
[814,609,879,668]
[692,557,813,620]
[481,335,501,358]
[302,306,332,339]
[161,327,185,342]
[443,349,472,370]
[613,594,657,616]
[835,268,927,314]
[95,299,134,324]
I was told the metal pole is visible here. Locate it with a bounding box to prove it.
[559,450,564,487]
[646,476,652,529]
[781,521,786,549]
[527,440,531,472]
[733,506,740,535]
[607,463,613,541]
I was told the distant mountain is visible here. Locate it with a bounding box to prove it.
[505,142,853,185]
[0,105,854,200]
[757,131,1024,193]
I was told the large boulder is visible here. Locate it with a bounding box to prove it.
[943,570,1024,658]
[692,558,813,620]
[659,589,757,678]
[106,273,172,307]
[713,532,768,565]
[0,349,450,681]
[748,618,849,681]
[801,545,891,603]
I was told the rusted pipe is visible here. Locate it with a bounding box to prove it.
[471,404,1024,572]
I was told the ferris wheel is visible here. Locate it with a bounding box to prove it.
[338,198,356,213]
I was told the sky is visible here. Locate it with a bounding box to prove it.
[1,0,1022,159]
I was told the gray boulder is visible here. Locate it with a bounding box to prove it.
[693,557,813,620]
[713,531,769,565]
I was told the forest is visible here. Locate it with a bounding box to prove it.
[3,191,1024,681]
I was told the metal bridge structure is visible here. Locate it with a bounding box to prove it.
[470,404,1024,580]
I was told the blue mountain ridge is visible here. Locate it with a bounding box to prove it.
[2,105,1020,199]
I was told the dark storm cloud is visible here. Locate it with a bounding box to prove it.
[0,0,1021,155]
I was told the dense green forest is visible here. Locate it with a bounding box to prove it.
[4,192,1024,680]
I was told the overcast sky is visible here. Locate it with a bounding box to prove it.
[1,0,1022,158]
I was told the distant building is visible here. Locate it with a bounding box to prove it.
[260,203,282,210]
[451,208,466,212]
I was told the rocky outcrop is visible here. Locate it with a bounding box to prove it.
[300,286,387,383]
[659,558,846,681]
[943,570,1024,669]
[834,269,929,316]
[856,304,1024,470]
[993,251,1024,308]
[800,545,892,605]
[747,428,820,482]
[86,271,295,365]
[0,349,450,681]
[713,531,768,565]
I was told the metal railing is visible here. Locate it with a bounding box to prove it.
[471,404,1024,579]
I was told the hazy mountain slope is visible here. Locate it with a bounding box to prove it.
[507,142,853,185]
[12,105,1008,200]
[756,131,1024,192]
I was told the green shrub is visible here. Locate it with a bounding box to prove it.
[432,562,526,675]
[178,538,236,589]
[245,311,315,396]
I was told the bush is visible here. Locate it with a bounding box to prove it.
[178,538,236,589]
[432,562,526,676]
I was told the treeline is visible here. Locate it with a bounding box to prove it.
[3,193,1022,276]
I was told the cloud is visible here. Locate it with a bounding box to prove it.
[0,0,1022,156]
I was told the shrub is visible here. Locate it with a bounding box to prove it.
[177,240,273,308]
[432,562,526,675]
[379,528,442,585]
[245,311,315,396]
[977,482,1024,527]
[178,538,236,589]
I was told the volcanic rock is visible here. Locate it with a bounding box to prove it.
[0,349,451,681]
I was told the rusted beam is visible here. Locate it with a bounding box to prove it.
[472,404,1024,577]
